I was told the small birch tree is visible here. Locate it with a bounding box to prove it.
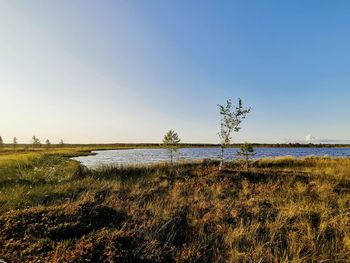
[218,98,251,169]
[32,136,41,148]
[163,130,181,164]
[237,142,256,171]
[45,139,51,149]
[13,137,18,149]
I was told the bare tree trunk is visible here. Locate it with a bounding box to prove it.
[219,145,224,170]
[170,149,173,164]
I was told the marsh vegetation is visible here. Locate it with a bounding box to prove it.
[0,148,349,262]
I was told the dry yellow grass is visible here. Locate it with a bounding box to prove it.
[0,152,349,262]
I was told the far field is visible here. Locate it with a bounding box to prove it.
[0,146,349,262]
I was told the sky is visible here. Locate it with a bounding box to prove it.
[1,1,350,144]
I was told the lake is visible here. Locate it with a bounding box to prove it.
[72,147,350,168]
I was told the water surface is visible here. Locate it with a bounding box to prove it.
[72,147,350,168]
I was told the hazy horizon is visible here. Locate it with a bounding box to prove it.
[1,1,350,144]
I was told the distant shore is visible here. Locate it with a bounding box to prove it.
[1,142,350,150]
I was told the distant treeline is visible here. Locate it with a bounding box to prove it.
[248,143,350,148]
[61,142,350,148]
[2,143,348,148]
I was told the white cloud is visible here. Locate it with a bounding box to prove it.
[305,135,316,142]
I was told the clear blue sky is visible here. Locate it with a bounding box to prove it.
[1,1,349,143]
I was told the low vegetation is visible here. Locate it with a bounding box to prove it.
[0,149,349,262]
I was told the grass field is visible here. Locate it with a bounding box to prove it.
[0,148,349,262]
